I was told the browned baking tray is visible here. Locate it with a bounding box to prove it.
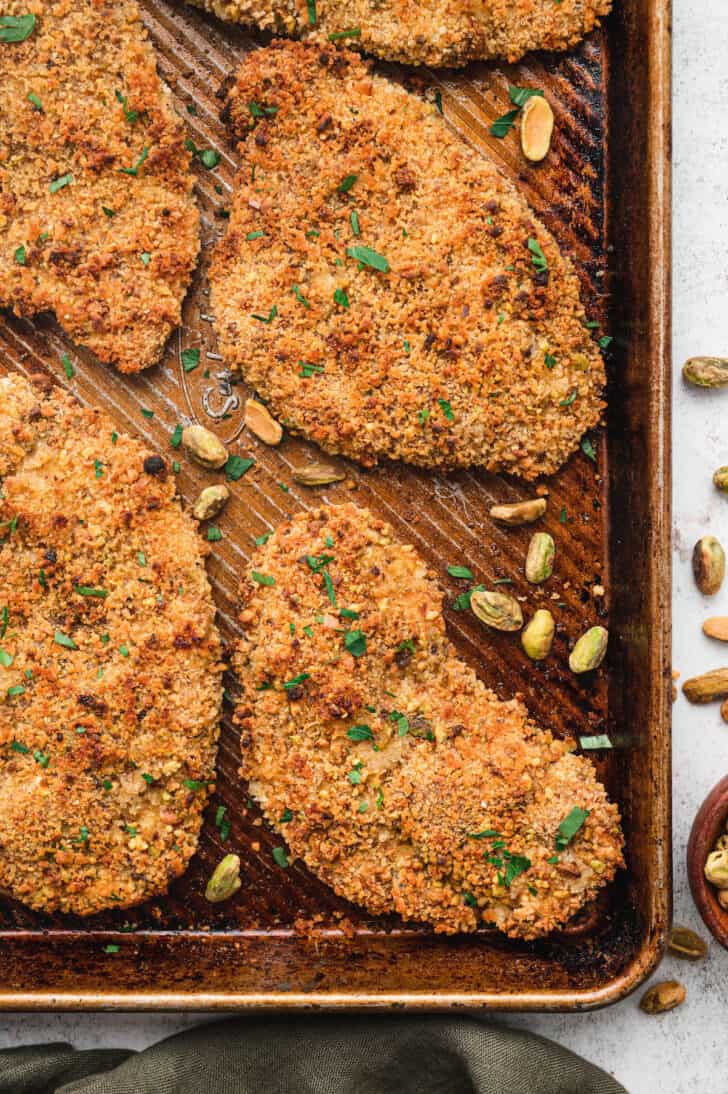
[0,0,671,1009]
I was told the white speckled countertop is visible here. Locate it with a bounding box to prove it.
[2,3,727,1090]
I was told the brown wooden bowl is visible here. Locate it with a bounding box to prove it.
[688,774,728,948]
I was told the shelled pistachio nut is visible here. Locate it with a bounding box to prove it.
[683,357,728,388]
[682,667,728,703]
[693,536,725,594]
[521,609,555,660]
[704,849,728,889]
[192,484,230,521]
[205,854,242,903]
[568,626,608,674]
[470,589,523,632]
[292,462,346,486]
[520,95,554,163]
[245,398,283,446]
[714,467,728,492]
[182,424,228,470]
[525,532,555,584]
[667,925,708,961]
[639,980,686,1015]
[489,498,546,526]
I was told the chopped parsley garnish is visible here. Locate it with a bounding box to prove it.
[32,750,49,768]
[463,891,478,908]
[579,734,613,750]
[249,101,279,119]
[184,779,208,792]
[0,14,36,42]
[348,762,363,785]
[272,846,289,868]
[119,644,130,658]
[344,630,366,657]
[339,607,359,620]
[299,361,324,378]
[333,288,349,308]
[120,146,149,177]
[104,944,121,955]
[137,551,146,567]
[328,26,361,39]
[452,584,485,612]
[140,408,154,419]
[279,808,293,823]
[434,90,443,115]
[199,149,221,169]
[75,585,108,598]
[102,206,115,218]
[438,399,454,421]
[581,436,597,462]
[282,673,309,691]
[255,531,272,546]
[509,85,544,107]
[7,685,25,698]
[252,571,275,586]
[207,525,222,542]
[468,829,499,840]
[447,564,472,580]
[94,459,104,479]
[418,407,430,425]
[292,283,311,308]
[555,807,589,851]
[306,0,317,23]
[0,607,7,639]
[77,826,90,845]
[560,389,577,407]
[54,630,77,650]
[504,855,531,886]
[390,711,409,737]
[140,252,151,266]
[0,649,11,668]
[490,108,520,138]
[338,174,358,194]
[346,244,389,273]
[170,424,183,449]
[215,805,231,841]
[350,210,361,236]
[14,245,26,265]
[246,230,265,241]
[115,88,138,124]
[225,454,255,480]
[358,801,368,813]
[527,237,548,272]
[544,353,557,369]
[251,305,278,324]
[141,773,154,784]
[181,347,200,372]
[59,353,75,380]
[599,335,613,350]
[49,173,72,193]
[559,506,569,524]
[347,724,373,741]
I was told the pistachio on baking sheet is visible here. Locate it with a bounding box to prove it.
[704,849,728,889]
[682,357,728,388]
[292,462,346,486]
[703,616,728,641]
[182,424,228,470]
[667,925,708,961]
[489,498,547,526]
[693,536,725,594]
[521,609,555,661]
[525,532,554,584]
[520,95,554,163]
[568,626,608,674]
[205,853,242,903]
[639,980,686,1015]
[245,398,283,446]
[682,668,728,704]
[192,484,230,522]
[470,589,523,632]
[714,467,728,493]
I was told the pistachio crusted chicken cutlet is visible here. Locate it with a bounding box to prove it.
[0,375,222,915]
[211,43,606,480]
[0,1,199,373]
[234,505,623,938]
[187,0,611,67]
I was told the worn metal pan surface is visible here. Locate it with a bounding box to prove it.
[0,0,671,1009]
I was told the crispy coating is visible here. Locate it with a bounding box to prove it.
[0,0,199,374]
[211,43,605,480]
[234,504,624,938]
[0,375,222,915]
[187,0,611,67]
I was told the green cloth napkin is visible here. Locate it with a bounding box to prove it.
[0,1016,626,1094]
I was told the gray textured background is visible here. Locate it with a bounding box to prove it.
[1,2,726,1090]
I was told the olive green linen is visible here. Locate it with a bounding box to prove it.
[0,1016,627,1094]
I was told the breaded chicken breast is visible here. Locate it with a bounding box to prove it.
[0,375,222,915]
[0,1,199,374]
[211,43,605,480]
[234,504,623,939]
[187,0,611,67]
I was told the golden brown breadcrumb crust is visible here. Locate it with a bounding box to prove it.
[0,0,199,374]
[234,504,623,939]
[0,374,222,915]
[187,0,611,67]
[211,43,605,480]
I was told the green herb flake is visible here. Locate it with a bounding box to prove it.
[279,807,293,823]
[14,244,26,265]
[207,525,222,542]
[509,85,545,107]
[504,854,531,887]
[452,583,485,612]
[346,244,389,273]
[468,829,499,840]
[306,0,317,24]
[49,172,73,193]
[490,108,520,138]
[544,353,557,369]
[0,649,12,668]
[333,287,350,308]
[555,806,590,851]
[251,305,278,324]
[252,571,275,586]
[581,436,597,462]
[102,206,115,218]
[292,283,311,308]
[54,630,77,650]
[327,26,361,39]
[438,399,454,421]
[579,734,613,750]
[350,210,361,236]
[74,585,108,598]
[338,173,358,194]
[199,148,221,169]
[348,762,363,785]
[598,335,613,350]
[463,891,478,908]
[104,944,121,954]
[140,408,154,420]
[119,644,130,658]
[246,230,265,241]
[282,672,309,690]
[170,424,183,449]
[434,89,443,115]
[140,252,151,266]
[0,14,36,42]
[120,146,149,177]
[447,564,473,580]
[527,237,548,272]
[272,845,289,868]
[347,724,373,741]
[255,531,272,546]
[560,389,577,407]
